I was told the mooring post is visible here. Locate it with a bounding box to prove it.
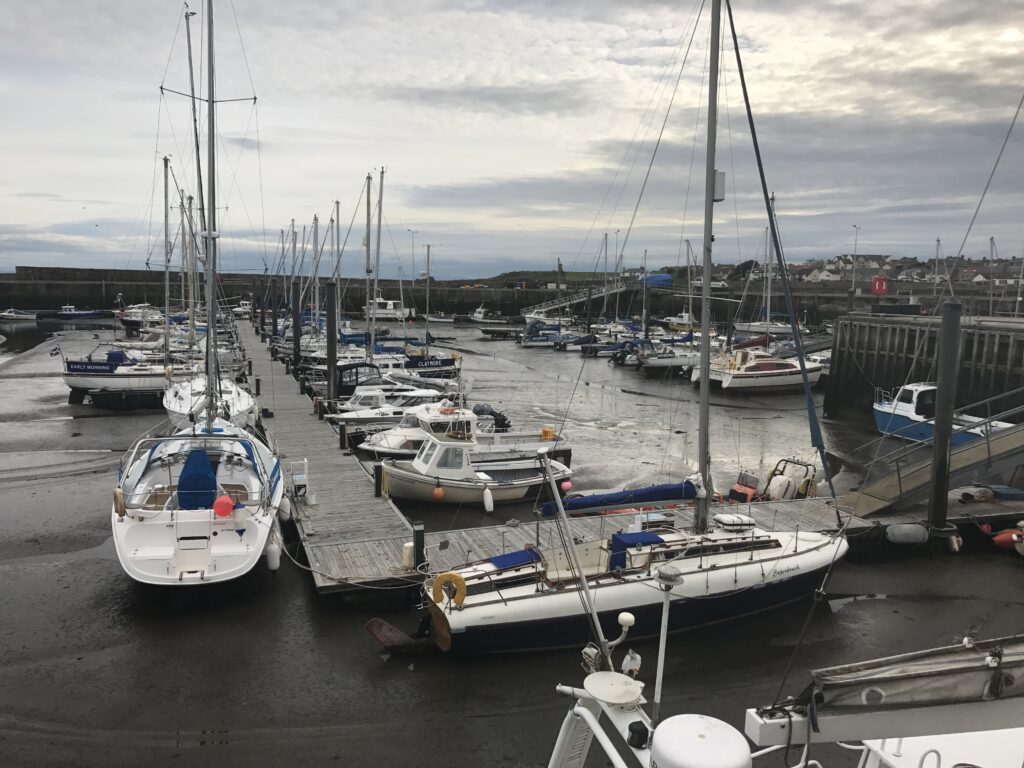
[412,521,426,569]
[291,280,301,376]
[373,464,383,497]
[254,376,261,396]
[326,281,338,403]
[927,301,962,532]
[339,424,348,450]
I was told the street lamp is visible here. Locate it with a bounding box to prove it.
[407,229,419,284]
[851,225,862,289]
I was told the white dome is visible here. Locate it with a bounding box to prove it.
[650,714,751,768]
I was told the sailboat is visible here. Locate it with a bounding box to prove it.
[112,0,283,586]
[420,0,846,652]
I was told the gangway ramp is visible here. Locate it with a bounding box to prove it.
[522,279,631,316]
[844,421,1024,516]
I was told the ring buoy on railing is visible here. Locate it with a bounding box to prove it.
[113,486,126,518]
[432,571,467,606]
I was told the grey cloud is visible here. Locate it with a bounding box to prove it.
[380,81,597,116]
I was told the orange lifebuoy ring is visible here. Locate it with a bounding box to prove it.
[432,571,467,606]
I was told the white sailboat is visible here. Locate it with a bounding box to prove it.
[112,0,283,586]
[420,0,845,652]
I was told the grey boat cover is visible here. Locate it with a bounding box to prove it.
[809,635,1024,712]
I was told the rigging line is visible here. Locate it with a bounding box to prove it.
[565,2,701,272]
[159,4,187,87]
[616,1,706,266]
[213,103,261,270]
[140,97,167,270]
[725,0,839,513]
[228,0,259,97]
[253,101,268,272]
[948,87,1024,303]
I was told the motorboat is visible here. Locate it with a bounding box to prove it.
[381,432,571,509]
[119,303,164,331]
[57,305,109,320]
[231,299,251,318]
[423,508,846,653]
[691,348,821,393]
[163,375,257,431]
[0,308,36,323]
[325,389,451,430]
[360,402,564,459]
[363,293,413,321]
[112,419,283,584]
[873,382,1013,445]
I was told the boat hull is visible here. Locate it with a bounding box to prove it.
[871,406,983,446]
[430,559,837,653]
[382,467,537,504]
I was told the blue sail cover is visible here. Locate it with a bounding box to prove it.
[640,273,672,286]
[489,548,541,569]
[540,481,697,517]
[177,449,217,510]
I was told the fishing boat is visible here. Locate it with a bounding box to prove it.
[363,293,413,321]
[380,432,571,509]
[691,348,821,392]
[0,308,36,323]
[112,0,283,586]
[873,382,1013,445]
[231,299,251,318]
[57,305,109,320]
[360,401,564,459]
[119,303,164,331]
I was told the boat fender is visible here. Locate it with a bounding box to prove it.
[277,496,292,523]
[798,477,818,498]
[946,534,963,554]
[266,540,282,571]
[483,486,494,513]
[432,572,467,607]
[113,486,126,518]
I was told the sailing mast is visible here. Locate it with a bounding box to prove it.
[364,173,373,360]
[425,244,431,356]
[203,0,219,428]
[371,167,385,355]
[163,155,171,365]
[313,214,320,339]
[695,0,723,534]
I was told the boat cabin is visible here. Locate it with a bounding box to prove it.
[411,433,477,479]
[888,383,937,420]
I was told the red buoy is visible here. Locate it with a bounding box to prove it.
[213,495,235,517]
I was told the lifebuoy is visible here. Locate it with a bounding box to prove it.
[432,571,467,606]
[113,486,126,518]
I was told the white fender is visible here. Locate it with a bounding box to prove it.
[266,539,282,571]
[483,486,494,513]
[277,495,292,523]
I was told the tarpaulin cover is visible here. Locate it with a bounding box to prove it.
[610,531,664,570]
[540,481,697,517]
[489,548,541,569]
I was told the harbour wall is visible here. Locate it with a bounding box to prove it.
[824,312,1024,419]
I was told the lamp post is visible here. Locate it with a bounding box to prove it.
[407,229,419,284]
[851,224,862,289]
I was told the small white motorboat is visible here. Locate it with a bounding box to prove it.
[0,308,37,323]
[691,348,821,393]
[381,432,571,508]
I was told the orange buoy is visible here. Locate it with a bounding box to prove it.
[431,485,446,500]
[992,529,1020,549]
[213,495,235,517]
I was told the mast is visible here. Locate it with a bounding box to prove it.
[313,214,320,338]
[989,236,995,316]
[203,0,218,427]
[601,233,609,319]
[371,167,384,359]
[425,244,431,356]
[179,189,186,313]
[364,173,372,358]
[187,196,196,350]
[934,237,941,296]
[183,8,206,238]
[163,155,171,364]
[332,200,340,331]
[695,0,722,535]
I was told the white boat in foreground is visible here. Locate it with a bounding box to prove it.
[112,419,283,585]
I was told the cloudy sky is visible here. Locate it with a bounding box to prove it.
[1,0,1022,279]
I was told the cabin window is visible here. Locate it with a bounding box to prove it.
[898,389,914,405]
[437,448,463,469]
[915,390,936,419]
[417,442,438,465]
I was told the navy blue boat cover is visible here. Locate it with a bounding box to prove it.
[609,531,664,570]
[540,481,697,517]
[489,548,541,569]
[177,449,217,510]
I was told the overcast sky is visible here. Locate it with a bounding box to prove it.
[1,0,1022,279]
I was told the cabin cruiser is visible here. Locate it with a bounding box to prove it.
[231,299,251,318]
[325,389,451,430]
[363,294,413,321]
[873,382,1013,445]
[0,308,36,323]
[691,348,821,392]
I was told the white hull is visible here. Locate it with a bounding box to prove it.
[63,369,190,393]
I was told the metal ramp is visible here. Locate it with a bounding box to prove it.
[521,279,631,316]
[844,418,1024,516]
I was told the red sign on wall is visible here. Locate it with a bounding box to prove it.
[871,275,889,296]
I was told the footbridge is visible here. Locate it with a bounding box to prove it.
[521,279,632,316]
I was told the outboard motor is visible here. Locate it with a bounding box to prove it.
[472,403,512,433]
